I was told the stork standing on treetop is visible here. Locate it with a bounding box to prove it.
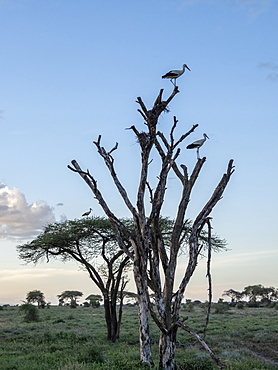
[186,133,209,159]
[82,208,93,217]
[162,64,191,86]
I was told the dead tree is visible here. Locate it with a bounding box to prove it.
[68,85,234,369]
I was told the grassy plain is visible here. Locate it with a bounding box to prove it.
[0,304,278,369]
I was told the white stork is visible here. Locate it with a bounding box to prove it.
[186,133,209,159]
[82,208,92,217]
[162,64,191,86]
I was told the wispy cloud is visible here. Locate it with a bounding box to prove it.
[0,183,55,241]
[0,268,81,282]
[179,0,276,19]
[237,0,275,19]
[258,61,278,81]
[178,249,278,270]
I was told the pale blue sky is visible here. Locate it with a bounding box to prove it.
[0,0,277,305]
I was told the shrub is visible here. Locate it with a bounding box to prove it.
[213,302,230,314]
[246,301,260,308]
[53,318,66,324]
[77,344,104,363]
[236,302,244,309]
[19,303,39,322]
[183,300,194,312]
[179,352,214,370]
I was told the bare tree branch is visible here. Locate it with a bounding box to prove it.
[204,218,213,338]
[174,159,234,307]
[108,142,118,155]
[153,89,163,106]
[68,160,134,260]
[170,116,178,147]
[177,321,225,369]
[92,138,139,218]
[173,123,199,150]
[146,181,154,203]
[136,97,149,118]
[156,122,199,184]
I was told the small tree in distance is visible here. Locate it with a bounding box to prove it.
[222,289,243,304]
[69,82,234,369]
[242,284,278,304]
[85,294,102,308]
[26,290,46,309]
[223,285,278,306]
[57,290,83,308]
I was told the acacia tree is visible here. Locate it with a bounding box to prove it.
[17,217,130,342]
[85,294,103,307]
[58,290,83,308]
[26,290,46,308]
[242,284,278,303]
[222,289,243,303]
[69,85,234,369]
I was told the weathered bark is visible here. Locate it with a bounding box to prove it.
[135,264,153,366]
[159,327,178,370]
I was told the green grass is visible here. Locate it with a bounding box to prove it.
[0,304,278,369]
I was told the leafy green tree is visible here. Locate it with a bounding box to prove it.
[214,301,230,314]
[222,289,243,303]
[26,290,46,309]
[85,294,102,308]
[123,291,138,305]
[263,286,278,303]
[242,284,278,304]
[57,290,83,308]
[17,217,131,342]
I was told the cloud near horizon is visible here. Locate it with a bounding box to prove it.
[0,183,55,240]
[0,267,81,282]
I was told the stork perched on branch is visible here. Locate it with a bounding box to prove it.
[162,64,191,86]
[186,133,209,159]
[82,208,92,217]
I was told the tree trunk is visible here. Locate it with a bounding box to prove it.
[103,295,118,342]
[159,327,178,370]
[134,263,154,366]
[110,301,119,342]
[103,296,112,341]
[116,287,125,339]
[138,292,153,366]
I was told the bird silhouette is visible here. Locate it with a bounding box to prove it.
[162,64,191,86]
[82,208,93,217]
[186,133,209,159]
